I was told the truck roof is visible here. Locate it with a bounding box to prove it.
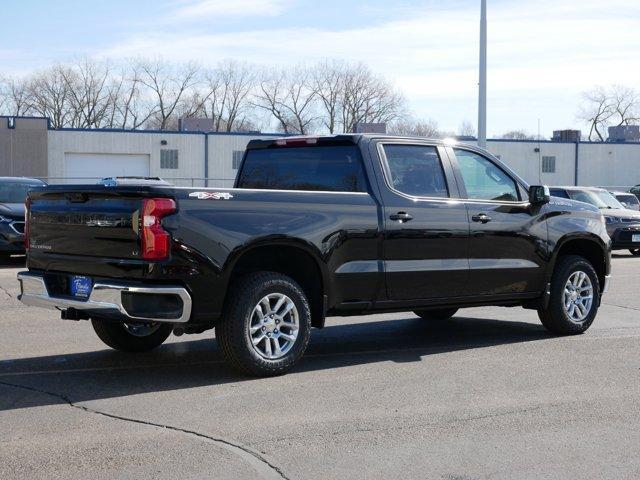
[246,134,449,150]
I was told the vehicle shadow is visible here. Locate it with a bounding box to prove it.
[0,316,551,412]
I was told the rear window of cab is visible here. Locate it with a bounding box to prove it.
[236,146,368,193]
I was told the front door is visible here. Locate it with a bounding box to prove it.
[450,148,547,296]
[377,142,470,300]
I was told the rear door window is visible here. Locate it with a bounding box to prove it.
[382,144,449,198]
[237,145,368,192]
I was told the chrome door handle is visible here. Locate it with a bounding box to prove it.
[390,212,413,223]
[472,213,492,223]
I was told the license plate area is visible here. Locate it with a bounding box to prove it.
[633,234,640,243]
[70,275,93,298]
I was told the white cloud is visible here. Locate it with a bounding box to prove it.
[8,0,640,134]
[170,0,292,18]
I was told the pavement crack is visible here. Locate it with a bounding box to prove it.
[0,285,13,299]
[603,302,640,312]
[0,380,290,480]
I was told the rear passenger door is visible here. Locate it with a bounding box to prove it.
[375,141,470,300]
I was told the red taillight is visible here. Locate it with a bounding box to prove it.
[140,198,176,261]
[24,197,31,251]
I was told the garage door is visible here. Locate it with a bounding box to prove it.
[63,153,150,183]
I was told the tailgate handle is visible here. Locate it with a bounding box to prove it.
[67,193,89,203]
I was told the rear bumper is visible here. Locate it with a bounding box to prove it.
[603,274,612,294]
[17,272,192,323]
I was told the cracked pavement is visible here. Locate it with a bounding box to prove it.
[1,253,640,479]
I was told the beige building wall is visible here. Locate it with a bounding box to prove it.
[0,117,48,177]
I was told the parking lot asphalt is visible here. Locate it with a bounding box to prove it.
[1,254,639,480]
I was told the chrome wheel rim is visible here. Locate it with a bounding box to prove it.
[122,322,162,337]
[249,293,299,360]
[563,271,593,323]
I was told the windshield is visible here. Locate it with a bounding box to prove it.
[0,181,43,203]
[568,190,623,209]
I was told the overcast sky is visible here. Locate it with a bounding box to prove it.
[2,0,639,136]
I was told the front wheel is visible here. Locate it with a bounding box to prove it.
[217,272,312,377]
[537,255,600,335]
[413,308,459,321]
[91,319,173,352]
[629,248,640,256]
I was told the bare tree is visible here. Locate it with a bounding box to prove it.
[500,130,536,140]
[253,67,317,134]
[458,120,476,137]
[107,65,157,129]
[609,84,640,126]
[199,60,256,132]
[59,58,115,128]
[27,65,75,128]
[577,85,640,141]
[312,60,346,134]
[340,63,405,133]
[388,117,440,138]
[0,76,33,116]
[137,59,201,130]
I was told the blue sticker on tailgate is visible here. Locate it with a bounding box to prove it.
[70,275,92,298]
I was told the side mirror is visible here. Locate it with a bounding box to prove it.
[529,185,550,205]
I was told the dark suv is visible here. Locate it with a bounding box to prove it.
[550,186,640,255]
[0,177,47,260]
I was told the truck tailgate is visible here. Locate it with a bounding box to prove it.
[28,187,169,260]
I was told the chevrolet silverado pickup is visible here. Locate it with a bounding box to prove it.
[18,135,611,376]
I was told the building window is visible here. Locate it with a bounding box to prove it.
[161,149,179,169]
[232,151,244,170]
[542,156,556,173]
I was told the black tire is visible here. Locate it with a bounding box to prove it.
[217,272,312,377]
[413,308,459,321]
[91,319,173,352]
[629,248,640,256]
[537,255,600,335]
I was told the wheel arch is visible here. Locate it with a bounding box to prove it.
[224,238,329,328]
[548,234,609,291]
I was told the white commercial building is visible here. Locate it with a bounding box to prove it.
[1,116,639,190]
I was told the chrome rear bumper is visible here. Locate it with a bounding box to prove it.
[603,274,612,294]
[17,272,192,323]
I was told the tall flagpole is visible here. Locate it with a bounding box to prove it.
[478,0,487,148]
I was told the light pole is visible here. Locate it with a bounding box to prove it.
[478,0,487,148]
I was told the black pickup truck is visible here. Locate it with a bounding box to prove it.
[18,135,611,376]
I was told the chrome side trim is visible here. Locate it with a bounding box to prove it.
[602,274,612,294]
[17,272,192,323]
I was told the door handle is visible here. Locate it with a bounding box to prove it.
[390,212,413,223]
[472,213,492,224]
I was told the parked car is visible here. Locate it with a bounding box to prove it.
[550,186,640,255]
[610,191,640,211]
[629,185,640,201]
[18,136,611,376]
[0,177,47,260]
[99,176,172,186]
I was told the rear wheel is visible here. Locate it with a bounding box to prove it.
[413,308,459,321]
[91,319,173,352]
[537,255,599,335]
[629,248,640,256]
[217,272,311,377]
